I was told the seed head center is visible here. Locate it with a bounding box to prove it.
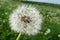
[21,16,31,23]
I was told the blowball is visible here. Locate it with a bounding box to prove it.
[9,4,43,35]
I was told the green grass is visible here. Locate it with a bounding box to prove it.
[0,0,60,40]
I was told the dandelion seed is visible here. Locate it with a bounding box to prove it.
[9,4,43,35]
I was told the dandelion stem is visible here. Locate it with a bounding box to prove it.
[16,32,21,40]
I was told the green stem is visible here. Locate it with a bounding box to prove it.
[16,32,21,40]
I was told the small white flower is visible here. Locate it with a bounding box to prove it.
[44,28,51,35]
[9,4,43,35]
[58,34,60,37]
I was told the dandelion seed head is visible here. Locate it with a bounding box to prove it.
[9,4,43,35]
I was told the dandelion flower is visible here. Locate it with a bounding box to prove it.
[9,5,43,35]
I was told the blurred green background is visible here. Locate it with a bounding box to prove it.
[0,0,60,40]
